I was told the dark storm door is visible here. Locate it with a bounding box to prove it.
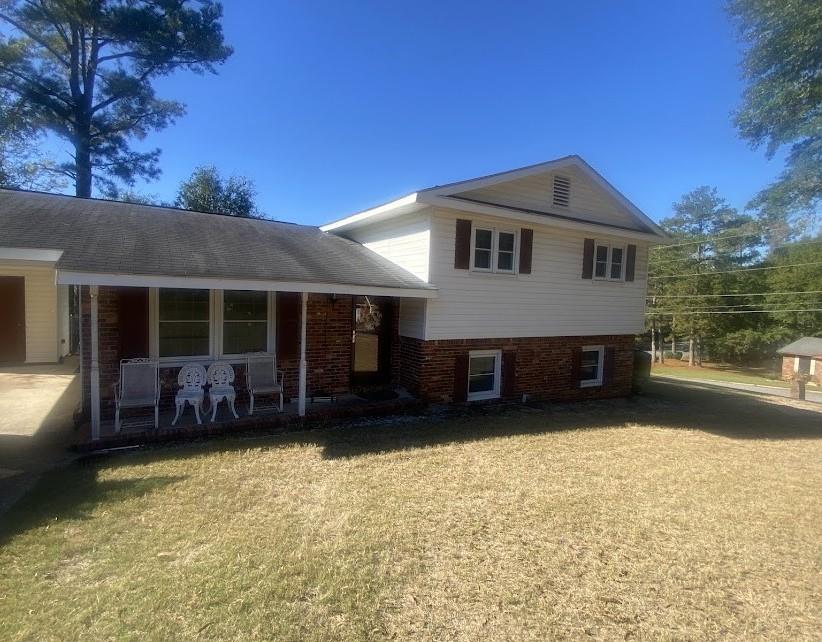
[117,288,150,360]
[351,296,393,385]
[0,276,26,362]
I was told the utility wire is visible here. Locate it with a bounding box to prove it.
[649,238,822,268]
[649,260,822,279]
[647,289,822,298]
[651,231,764,250]
[647,308,822,315]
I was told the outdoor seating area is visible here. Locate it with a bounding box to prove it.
[113,353,284,433]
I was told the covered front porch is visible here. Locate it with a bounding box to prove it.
[63,275,434,445]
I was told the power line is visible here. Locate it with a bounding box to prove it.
[649,260,822,279]
[650,237,822,268]
[647,308,822,315]
[649,302,822,311]
[647,289,822,298]
[651,231,763,250]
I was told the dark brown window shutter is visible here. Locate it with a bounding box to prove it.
[625,244,637,282]
[604,347,616,385]
[501,351,516,397]
[276,292,301,361]
[453,353,469,402]
[571,346,582,385]
[519,229,533,274]
[117,288,149,360]
[454,219,472,269]
[582,238,595,279]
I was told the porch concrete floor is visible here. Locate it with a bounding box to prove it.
[90,388,420,446]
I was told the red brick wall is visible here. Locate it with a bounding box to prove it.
[80,288,399,418]
[399,334,635,403]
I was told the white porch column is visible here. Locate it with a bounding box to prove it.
[90,285,101,440]
[297,291,308,417]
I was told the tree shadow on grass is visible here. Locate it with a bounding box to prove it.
[0,463,184,546]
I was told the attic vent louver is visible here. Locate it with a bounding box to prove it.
[553,175,571,207]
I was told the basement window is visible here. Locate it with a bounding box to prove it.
[467,350,501,401]
[580,346,604,387]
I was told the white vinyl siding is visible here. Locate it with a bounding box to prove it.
[424,208,649,340]
[0,262,59,363]
[455,165,642,231]
[344,213,431,282]
[399,297,426,339]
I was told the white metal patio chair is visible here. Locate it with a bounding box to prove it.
[114,358,159,433]
[206,361,240,422]
[246,353,284,415]
[172,363,208,426]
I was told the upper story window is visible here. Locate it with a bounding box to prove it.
[593,242,625,281]
[472,227,517,274]
[158,288,211,358]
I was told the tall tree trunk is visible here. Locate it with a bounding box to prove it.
[651,320,657,364]
[688,337,695,366]
[660,330,665,363]
[696,335,703,367]
[74,135,93,198]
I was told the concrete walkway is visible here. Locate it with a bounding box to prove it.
[653,374,822,405]
[0,358,80,516]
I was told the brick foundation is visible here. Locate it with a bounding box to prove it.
[80,285,636,419]
[399,335,635,403]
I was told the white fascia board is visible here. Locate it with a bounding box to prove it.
[55,270,438,299]
[421,194,666,244]
[320,193,420,232]
[0,247,64,262]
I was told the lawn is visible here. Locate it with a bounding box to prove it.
[1,381,821,641]
[651,361,794,388]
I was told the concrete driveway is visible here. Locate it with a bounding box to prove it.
[0,357,79,515]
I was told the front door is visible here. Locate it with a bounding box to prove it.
[0,276,26,362]
[351,296,393,386]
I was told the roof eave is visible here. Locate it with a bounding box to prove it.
[55,270,438,299]
[319,193,423,233]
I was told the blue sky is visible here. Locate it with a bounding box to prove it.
[91,0,782,225]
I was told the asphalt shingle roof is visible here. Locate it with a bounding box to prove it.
[777,337,822,358]
[0,189,434,292]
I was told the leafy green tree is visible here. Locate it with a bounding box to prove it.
[649,187,761,365]
[0,0,232,198]
[176,165,260,217]
[763,237,822,337]
[0,91,64,190]
[728,0,822,237]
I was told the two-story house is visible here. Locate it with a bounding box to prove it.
[0,155,666,440]
[322,155,667,403]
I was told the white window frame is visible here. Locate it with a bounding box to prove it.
[149,288,276,365]
[217,290,275,359]
[470,227,519,275]
[592,241,625,282]
[579,345,605,388]
[471,227,494,272]
[467,349,502,401]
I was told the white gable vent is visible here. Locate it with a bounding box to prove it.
[552,175,571,207]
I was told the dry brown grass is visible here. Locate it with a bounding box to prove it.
[1,380,821,641]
